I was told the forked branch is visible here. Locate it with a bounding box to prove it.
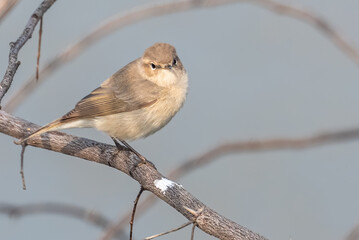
[0,0,56,105]
[0,110,267,240]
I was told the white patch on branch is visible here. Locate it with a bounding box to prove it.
[154,177,179,194]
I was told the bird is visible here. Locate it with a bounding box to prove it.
[16,43,188,161]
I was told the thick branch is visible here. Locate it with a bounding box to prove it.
[5,0,359,112]
[0,0,56,105]
[0,110,267,240]
[101,127,359,238]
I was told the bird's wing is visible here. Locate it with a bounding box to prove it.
[60,77,161,122]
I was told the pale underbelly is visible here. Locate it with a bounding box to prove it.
[93,99,181,140]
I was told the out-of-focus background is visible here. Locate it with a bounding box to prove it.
[1,0,359,239]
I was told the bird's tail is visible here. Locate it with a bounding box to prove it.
[16,119,63,145]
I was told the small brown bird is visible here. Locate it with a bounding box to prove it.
[17,43,188,159]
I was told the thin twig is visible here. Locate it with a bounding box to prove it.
[0,0,56,106]
[191,223,197,240]
[130,187,144,240]
[5,0,359,112]
[36,17,43,81]
[185,206,203,240]
[145,221,192,240]
[100,191,157,240]
[20,143,27,190]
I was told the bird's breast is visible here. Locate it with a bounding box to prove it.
[94,83,187,140]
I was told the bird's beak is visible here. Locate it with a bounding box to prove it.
[166,65,178,77]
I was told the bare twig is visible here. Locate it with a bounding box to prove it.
[0,0,19,23]
[19,143,27,190]
[0,202,124,239]
[101,127,359,238]
[100,191,158,240]
[36,17,43,81]
[5,0,359,112]
[191,223,197,240]
[145,221,192,240]
[0,110,267,240]
[184,206,204,240]
[130,187,144,240]
[0,0,56,106]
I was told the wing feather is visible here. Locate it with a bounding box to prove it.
[60,63,162,122]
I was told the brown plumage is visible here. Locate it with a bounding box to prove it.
[17,43,188,144]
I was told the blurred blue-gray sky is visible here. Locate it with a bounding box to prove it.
[1,1,359,239]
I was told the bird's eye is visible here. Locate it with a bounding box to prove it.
[172,58,177,66]
[150,63,156,70]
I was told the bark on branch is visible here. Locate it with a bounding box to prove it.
[0,110,267,240]
[101,126,359,238]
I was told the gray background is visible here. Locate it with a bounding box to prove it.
[1,0,359,239]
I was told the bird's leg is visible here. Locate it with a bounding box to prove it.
[111,138,156,173]
[110,137,128,167]
[120,140,147,162]
[111,137,147,162]
[111,137,124,150]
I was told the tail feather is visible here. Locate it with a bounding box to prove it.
[16,120,63,144]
